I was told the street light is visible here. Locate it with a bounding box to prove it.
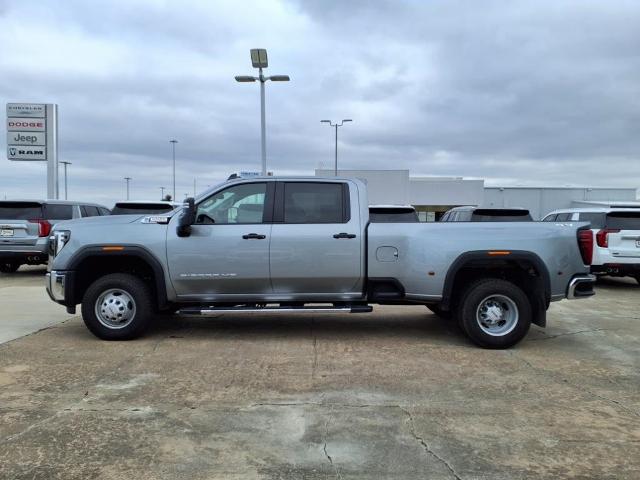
[235,48,290,176]
[320,119,353,176]
[124,177,132,200]
[60,161,72,200]
[170,139,178,200]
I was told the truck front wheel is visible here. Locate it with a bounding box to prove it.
[457,279,532,349]
[81,273,154,340]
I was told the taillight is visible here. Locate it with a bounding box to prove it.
[29,219,52,237]
[595,228,620,248]
[578,229,593,265]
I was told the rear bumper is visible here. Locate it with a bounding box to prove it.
[0,247,48,264]
[591,263,640,276]
[566,275,596,299]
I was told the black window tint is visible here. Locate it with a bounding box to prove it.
[44,204,73,220]
[0,202,43,219]
[112,204,175,215]
[369,209,419,223]
[284,183,344,223]
[84,206,100,217]
[578,213,605,229]
[606,212,640,230]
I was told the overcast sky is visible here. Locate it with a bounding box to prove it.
[1,0,639,205]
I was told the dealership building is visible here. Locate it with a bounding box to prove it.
[315,169,639,221]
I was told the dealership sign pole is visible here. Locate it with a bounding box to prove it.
[6,103,59,199]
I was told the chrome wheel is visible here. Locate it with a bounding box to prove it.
[95,288,137,329]
[476,294,519,337]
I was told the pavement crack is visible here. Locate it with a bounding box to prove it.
[310,317,318,381]
[400,406,463,480]
[531,327,609,341]
[322,406,342,479]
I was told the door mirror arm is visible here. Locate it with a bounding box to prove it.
[177,197,196,237]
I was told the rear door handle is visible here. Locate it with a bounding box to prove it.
[333,232,357,239]
[242,233,266,240]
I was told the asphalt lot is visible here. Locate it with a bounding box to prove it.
[0,268,639,479]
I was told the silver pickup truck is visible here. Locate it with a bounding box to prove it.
[46,177,595,348]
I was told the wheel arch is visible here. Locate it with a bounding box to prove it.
[441,250,551,327]
[66,245,168,310]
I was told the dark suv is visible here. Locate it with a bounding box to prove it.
[0,200,109,273]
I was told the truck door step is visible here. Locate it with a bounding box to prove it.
[177,304,373,316]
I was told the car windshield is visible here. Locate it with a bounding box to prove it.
[0,202,44,219]
[111,204,175,215]
[471,209,532,221]
[369,208,419,222]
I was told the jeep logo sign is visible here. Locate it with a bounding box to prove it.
[6,103,54,162]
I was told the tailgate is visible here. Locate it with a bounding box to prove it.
[606,212,640,258]
[0,202,43,246]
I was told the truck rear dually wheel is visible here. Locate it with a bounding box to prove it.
[457,278,531,349]
[81,273,154,340]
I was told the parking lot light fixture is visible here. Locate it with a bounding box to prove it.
[235,49,290,176]
[170,139,178,200]
[321,119,353,176]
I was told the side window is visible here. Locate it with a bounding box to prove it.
[99,207,111,216]
[556,213,571,221]
[542,214,556,222]
[459,211,473,221]
[440,213,450,222]
[196,183,266,224]
[83,206,100,217]
[283,183,345,224]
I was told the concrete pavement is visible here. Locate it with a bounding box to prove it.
[0,276,638,479]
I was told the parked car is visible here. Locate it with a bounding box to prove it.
[110,201,181,215]
[0,200,109,273]
[543,208,640,283]
[46,176,594,349]
[369,205,419,223]
[441,206,533,222]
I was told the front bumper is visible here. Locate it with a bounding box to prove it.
[46,270,67,302]
[566,274,596,299]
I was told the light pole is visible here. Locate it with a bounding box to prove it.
[124,177,131,200]
[320,119,352,176]
[235,49,290,176]
[170,139,178,200]
[160,186,165,200]
[60,161,72,200]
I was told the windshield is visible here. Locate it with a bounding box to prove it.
[369,209,419,222]
[111,204,175,215]
[471,209,532,221]
[0,202,44,219]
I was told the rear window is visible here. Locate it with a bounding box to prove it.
[44,204,74,220]
[606,212,640,230]
[111,203,174,215]
[369,208,419,223]
[470,209,532,222]
[0,202,43,219]
[578,212,605,229]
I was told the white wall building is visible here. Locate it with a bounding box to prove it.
[315,169,638,221]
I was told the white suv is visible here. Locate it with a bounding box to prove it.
[542,208,640,283]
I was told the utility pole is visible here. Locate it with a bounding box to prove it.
[235,49,290,175]
[60,161,72,200]
[170,139,178,200]
[160,186,165,200]
[124,177,131,200]
[320,119,353,176]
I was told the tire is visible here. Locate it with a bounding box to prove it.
[0,262,20,273]
[81,273,154,340]
[426,304,452,320]
[456,278,532,349]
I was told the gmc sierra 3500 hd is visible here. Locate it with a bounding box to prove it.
[46,177,596,348]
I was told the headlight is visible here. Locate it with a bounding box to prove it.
[49,230,71,257]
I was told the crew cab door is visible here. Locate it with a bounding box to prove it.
[166,182,274,299]
[269,181,364,296]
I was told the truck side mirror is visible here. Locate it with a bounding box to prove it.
[176,197,196,237]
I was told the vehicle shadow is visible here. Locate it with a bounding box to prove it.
[595,275,639,290]
[149,311,472,346]
[1,265,47,277]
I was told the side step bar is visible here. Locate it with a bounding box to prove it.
[178,305,373,316]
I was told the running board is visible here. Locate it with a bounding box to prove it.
[177,305,373,316]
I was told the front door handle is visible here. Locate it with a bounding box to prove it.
[333,232,357,239]
[242,233,266,240]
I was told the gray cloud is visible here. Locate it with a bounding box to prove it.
[1,0,639,205]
